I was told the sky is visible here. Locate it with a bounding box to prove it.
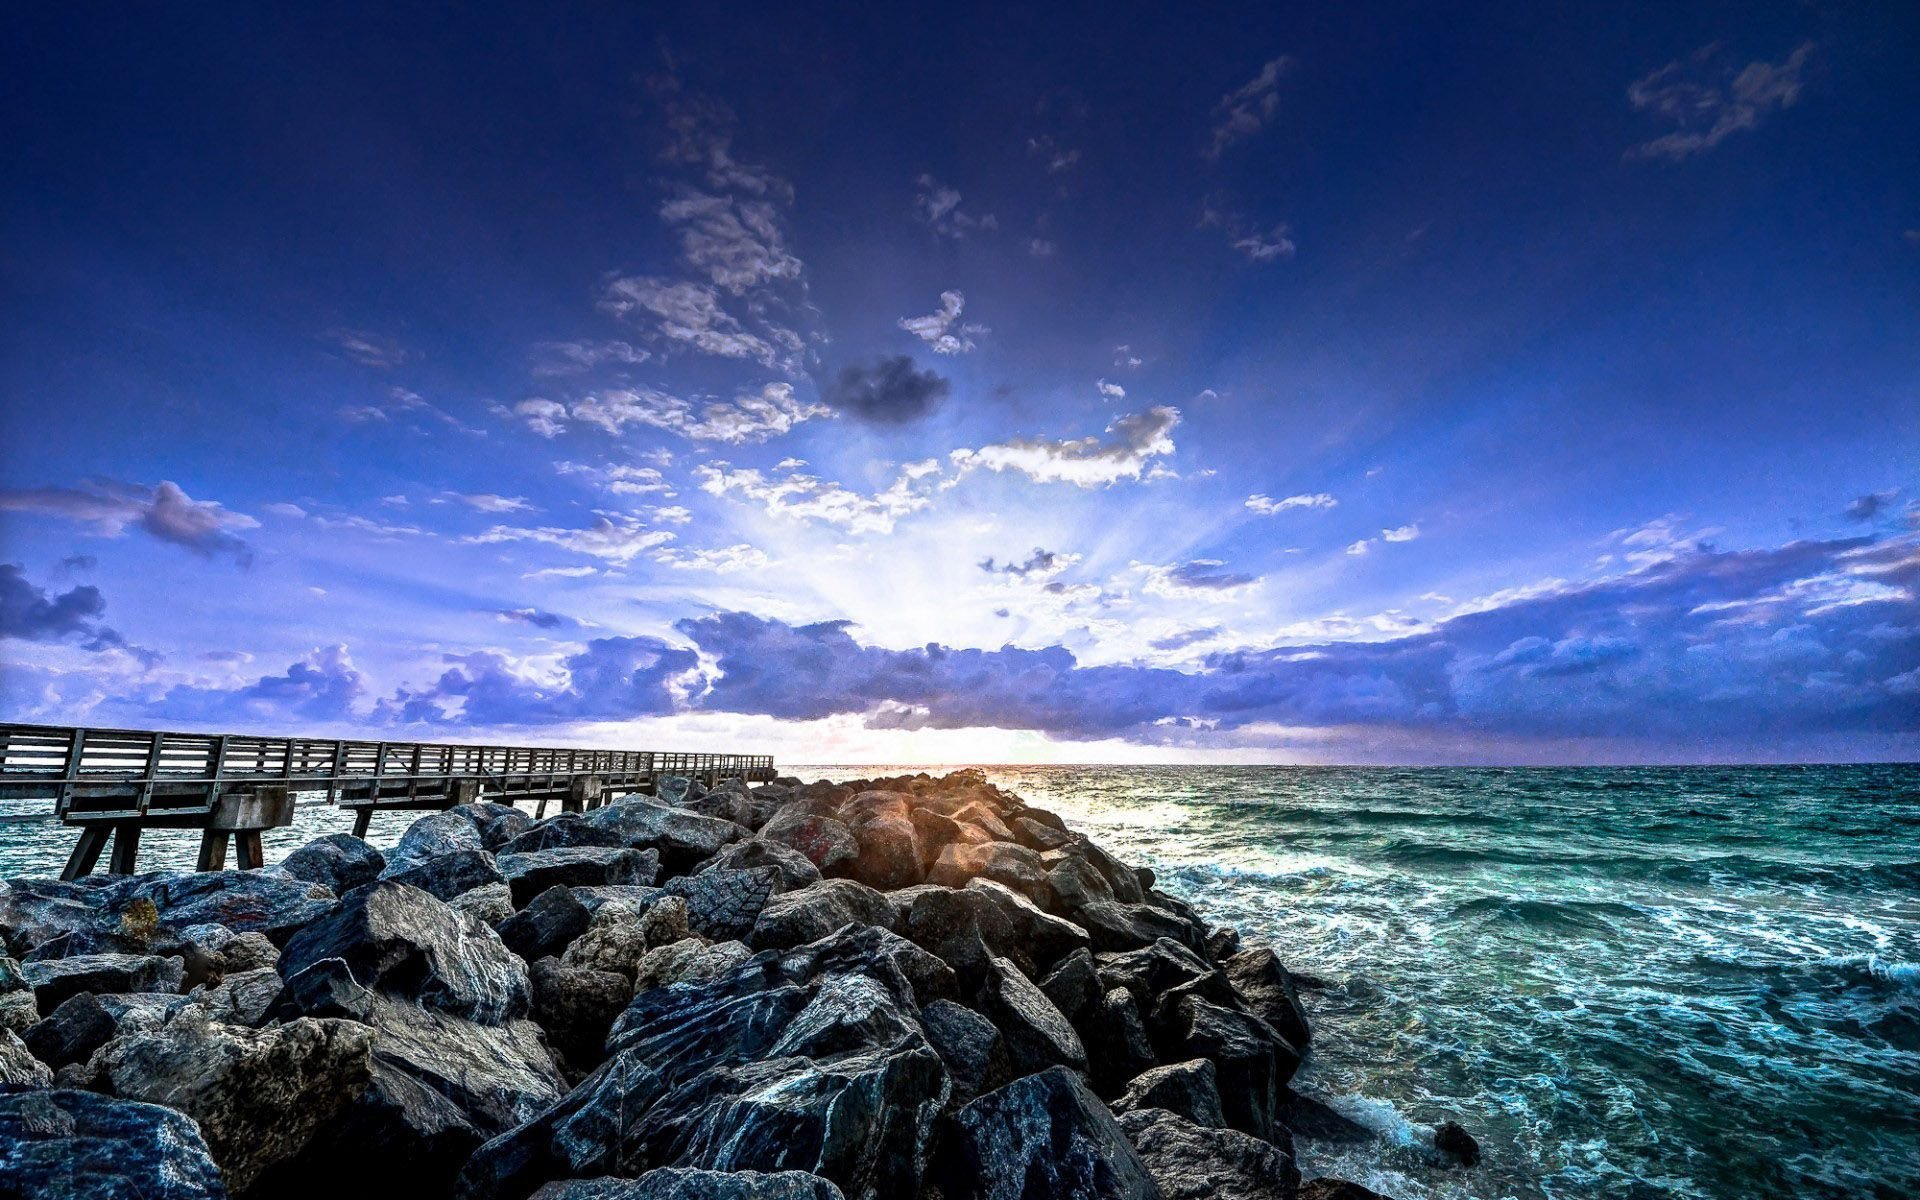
[2,2,1917,764]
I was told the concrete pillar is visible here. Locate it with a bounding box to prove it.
[565,774,603,814]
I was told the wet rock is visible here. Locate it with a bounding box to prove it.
[919,997,1009,1105]
[1046,852,1117,911]
[1206,927,1242,961]
[1096,939,1224,1017]
[198,967,282,1027]
[870,926,960,1006]
[1075,901,1206,953]
[277,833,385,894]
[746,878,895,951]
[950,1065,1161,1200]
[757,809,859,877]
[0,1088,228,1199]
[964,878,1090,968]
[1296,1181,1391,1200]
[926,841,1051,907]
[498,847,660,908]
[848,811,925,890]
[1114,1060,1227,1129]
[1116,1107,1299,1200]
[570,884,663,917]
[22,952,185,1009]
[499,813,623,857]
[0,1026,52,1087]
[978,955,1087,1073]
[1161,997,1289,1140]
[696,839,822,894]
[451,882,518,927]
[1040,948,1103,1023]
[386,809,487,874]
[663,867,778,941]
[1082,987,1158,1098]
[450,801,535,851]
[1433,1119,1480,1167]
[498,885,591,963]
[384,848,507,903]
[278,881,530,1025]
[25,992,119,1067]
[528,955,630,1069]
[1,873,334,958]
[1274,1090,1373,1144]
[93,1007,375,1194]
[1221,947,1311,1053]
[579,798,745,870]
[1011,815,1074,852]
[1074,839,1146,905]
[528,1170,849,1198]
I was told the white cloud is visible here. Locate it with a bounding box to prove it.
[659,187,804,294]
[569,382,828,444]
[1135,559,1261,600]
[522,564,599,580]
[950,407,1180,488]
[1347,539,1372,556]
[1231,224,1296,262]
[531,340,651,377]
[1247,492,1336,515]
[465,515,675,565]
[914,174,997,239]
[599,276,787,369]
[898,290,987,354]
[1208,56,1293,158]
[1097,379,1126,399]
[341,386,484,435]
[446,493,535,514]
[325,329,411,369]
[503,398,570,439]
[653,543,772,574]
[1028,238,1057,259]
[555,461,676,497]
[1113,345,1143,369]
[697,461,938,534]
[1381,523,1421,542]
[1627,43,1814,161]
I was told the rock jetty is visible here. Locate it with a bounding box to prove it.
[0,769,1416,1199]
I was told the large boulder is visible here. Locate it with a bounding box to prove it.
[1039,948,1103,1023]
[579,799,745,870]
[528,1170,847,1198]
[1116,1107,1299,1200]
[0,956,36,1031]
[949,1065,1162,1200]
[1075,902,1206,953]
[746,879,895,951]
[662,867,778,941]
[449,802,536,851]
[1160,997,1290,1140]
[498,813,623,857]
[1081,987,1158,1097]
[277,834,385,894]
[24,991,118,1068]
[846,809,924,890]
[0,1088,229,1199]
[696,840,822,894]
[0,1026,52,1087]
[756,810,858,877]
[384,848,507,903]
[977,956,1087,1073]
[1221,947,1311,1054]
[926,842,1051,907]
[22,952,184,1009]
[631,938,756,993]
[528,955,630,1069]
[1114,1060,1227,1129]
[92,1007,375,1194]
[497,886,592,963]
[918,998,1009,1106]
[385,809,487,874]
[964,879,1090,969]
[498,847,660,907]
[0,872,334,957]
[199,967,283,1028]
[278,881,530,1025]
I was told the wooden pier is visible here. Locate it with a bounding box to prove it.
[0,722,776,881]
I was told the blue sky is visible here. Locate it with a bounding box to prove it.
[2,2,1916,763]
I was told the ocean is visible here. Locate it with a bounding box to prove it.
[3,763,1916,1199]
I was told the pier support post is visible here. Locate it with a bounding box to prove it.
[565,774,603,814]
[192,785,294,873]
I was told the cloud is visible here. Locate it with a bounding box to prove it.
[341,386,484,435]
[599,276,788,369]
[531,340,651,377]
[1028,238,1057,259]
[1207,56,1293,158]
[1200,202,1296,262]
[324,329,410,369]
[1113,346,1143,369]
[1247,492,1336,515]
[446,493,536,514]
[825,357,950,425]
[378,637,699,727]
[659,186,804,294]
[154,645,366,725]
[503,398,571,439]
[569,382,829,443]
[980,548,1078,578]
[1627,42,1815,161]
[1150,626,1224,652]
[1097,379,1126,400]
[914,174,997,239]
[0,480,257,562]
[1026,134,1081,175]
[898,291,987,355]
[464,514,676,565]
[950,406,1179,487]
[556,461,676,497]
[496,607,573,629]
[1138,559,1260,599]
[1347,539,1372,556]
[653,543,772,574]
[1382,523,1421,542]
[0,564,124,651]
[697,460,939,534]
[1846,490,1900,522]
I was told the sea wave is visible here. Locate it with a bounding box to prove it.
[1448,894,1648,933]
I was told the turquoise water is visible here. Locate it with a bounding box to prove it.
[4,764,1916,1198]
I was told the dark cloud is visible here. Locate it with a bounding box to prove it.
[0,480,255,563]
[0,564,124,651]
[497,607,573,629]
[1151,627,1224,651]
[980,548,1066,577]
[377,636,697,727]
[59,555,98,573]
[825,356,949,425]
[154,646,364,724]
[1846,490,1900,522]
[1163,560,1256,590]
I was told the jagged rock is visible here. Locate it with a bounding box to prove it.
[1221,947,1311,1052]
[652,775,694,806]
[696,839,822,894]
[848,811,924,890]
[564,920,651,981]
[24,992,117,1068]
[499,812,623,857]
[1073,839,1146,905]
[1075,901,1207,953]
[638,895,691,945]
[529,956,629,1069]
[93,1007,375,1193]
[132,871,339,946]
[632,938,756,993]
[0,1088,228,1199]
[663,867,778,940]
[498,847,660,908]
[757,809,859,876]
[1114,1060,1227,1129]
[278,881,530,1024]
[978,955,1086,1073]
[1116,1107,1299,1200]
[385,848,507,903]
[1011,815,1074,852]
[449,802,535,851]
[498,885,592,963]
[894,885,1028,981]
[217,932,279,975]
[1274,1090,1373,1143]
[571,885,663,917]
[1433,1119,1480,1167]
[908,808,991,872]
[1082,986,1158,1097]
[964,879,1090,968]
[0,1026,51,1086]
[950,1065,1161,1200]
[452,882,518,926]
[870,927,959,1006]
[22,952,185,1009]
[1207,927,1242,961]
[919,997,1009,1105]
[386,809,487,874]
[1297,1181,1391,1200]
[0,956,37,1032]
[1047,852,1117,911]
[1,873,333,958]
[277,833,385,894]
[579,798,745,870]
[528,1170,849,1198]
[281,956,374,1020]
[1040,948,1103,1022]
[1096,940,1225,1021]
[1161,997,1290,1140]
[199,967,281,1027]
[746,878,895,951]
[926,842,1051,907]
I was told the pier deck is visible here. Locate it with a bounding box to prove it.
[0,722,776,880]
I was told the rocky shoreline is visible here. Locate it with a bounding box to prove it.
[0,769,1474,1199]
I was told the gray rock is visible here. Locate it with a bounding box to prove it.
[93,1007,375,1194]
[0,1088,228,1199]
[216,932,279,975]
[1046,852,1118,911]
[498,847,661,907]
[383,848,507,903]
[747,878,895,951]
[697,839,823,894]
[1297,1180,1392,1200]
[386,809,487,874]
[0,872,333,958]
[498,885,592,962]
[0,1026,51,1087]
[926,841,1052,907]
[757,809,859,876]
[277,833,386,894]
[1162,997,1290,1140]
[848,811,924,890]
[22,952,185,1009]
[663,867,778,941]
[919,998,1009,1105]
[631,938,756,993]
[0,955,38,1032]
[580,798,745,870]
[1075,901,1207,953]
[1274,1089,1374,1144]
[278,881,531,1025]
[1222,946,1311,1053]
[448,801,535,851]
[964,878,1090,968]
[528,955,630,1069]
[198,966,282,1027]
[281,956,374,1020]
[1117,1106,1299,1200]
[450,881,518,927]
[1095,939,1225,1017]
[1115,1060,1227,1129]
[1040,948,1103,1022]
[24,991,118,1068]
[499,812,623,857]
[1082,987,1158,1098]
[978,955,1087,1073]
[529,1170,847,1199]
[951,1065,1162,1200]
